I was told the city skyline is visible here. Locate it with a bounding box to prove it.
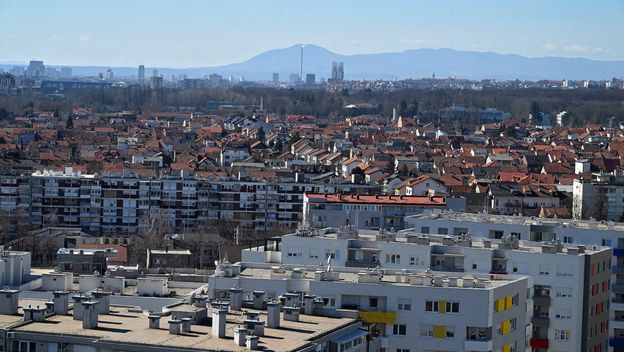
[1,0,623,67]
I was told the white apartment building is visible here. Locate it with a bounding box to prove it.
[573,172,624,221]
[406,210,624,352]
[209,261,529,352]
[243,227,611,352]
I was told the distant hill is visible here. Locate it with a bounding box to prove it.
[2,44,623,81]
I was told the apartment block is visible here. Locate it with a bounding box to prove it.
[303,193,466,230]
[24,168,380,235]
[244,226,611,352]
[208,261,528,352]
[407,211,623,351]
[573,172,624,221]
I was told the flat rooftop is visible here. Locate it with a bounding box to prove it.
[11,299,357,352]
[409,210,624,233]
[285,228,605,256]
[236,266,520,290]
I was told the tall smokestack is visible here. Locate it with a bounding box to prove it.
[300,45,304,82]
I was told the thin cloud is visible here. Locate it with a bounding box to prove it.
[78,35,92,44]
[542,43,555,50]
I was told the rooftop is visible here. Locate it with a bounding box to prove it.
[305,193,447,206]
[408,209,624,233]
[231,264,522,290]
[286,227,605,256]
[11,300,357,352]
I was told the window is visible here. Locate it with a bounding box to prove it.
[438,227,448,235]
[445,326,455,338]
[385,254,401,264]
[539,264,550,276]
[602,239,612,247]
[421,226,430,234]
[425,300,458,313]
[287,248,302,257]
[554,329,571,341]
[420,324,434,337]
[446,301,460,313]
[396,349,410,352]
[556,287,573,298]
[555,309,571,320]
[393,324,407,336]
[309,249,319,259]
[563,236,574,244]
[556,265,573,277]
[397,298,412,311]
[321,297,336,308]
[369,297,378,309]
[409,256,419,266]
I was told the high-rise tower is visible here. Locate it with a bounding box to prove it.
[138,65,145,82]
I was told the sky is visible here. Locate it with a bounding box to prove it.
[1,0,623,67]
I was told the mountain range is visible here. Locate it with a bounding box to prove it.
[2,44,623,81]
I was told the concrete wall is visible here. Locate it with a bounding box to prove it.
[79,275,125,293]
[42,273,73,291]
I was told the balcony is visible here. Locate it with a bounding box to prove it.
[531,316,550,328]
[532,294,551,306]
[358,311,396,324]
[612,320,624,330]
[345,260,380,268]
[614,284,624,294]
[464,340,493,351]
[530,339,549,349]
[613,266,624,275]
[610,338,624,348]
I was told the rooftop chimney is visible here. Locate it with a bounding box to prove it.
[233,327,248,346]
[45,301,54,314]
[283,306,300,322]
[92,290,111,314]
[212,308,227,338]
[82,301,99,329]
[246,334,259,350]
[266,301,280,328]
[193,294,208,308]
[72,294,90,320]
[283,292,301,308]
[229,288,243,311]
[303,295,316,315]
[252,291,266,310]
[0,289,20,315]
[181,317,192,333]
[53,291,69,315]
[148,315,161,329]
[169,320,181,335]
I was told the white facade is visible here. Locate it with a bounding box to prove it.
[41,272,73,291]
[243,227,611,352]
[137,277,169,296]
[78,274,125,293]
[406,211,621,352]
[0,251,31,287]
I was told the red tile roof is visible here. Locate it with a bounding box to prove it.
[305,193,447,206]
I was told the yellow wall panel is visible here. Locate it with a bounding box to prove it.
[433,325,446,338]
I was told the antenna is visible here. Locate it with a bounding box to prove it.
[300,45,304,82]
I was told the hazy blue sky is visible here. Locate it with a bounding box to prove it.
[1,0,622,67]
